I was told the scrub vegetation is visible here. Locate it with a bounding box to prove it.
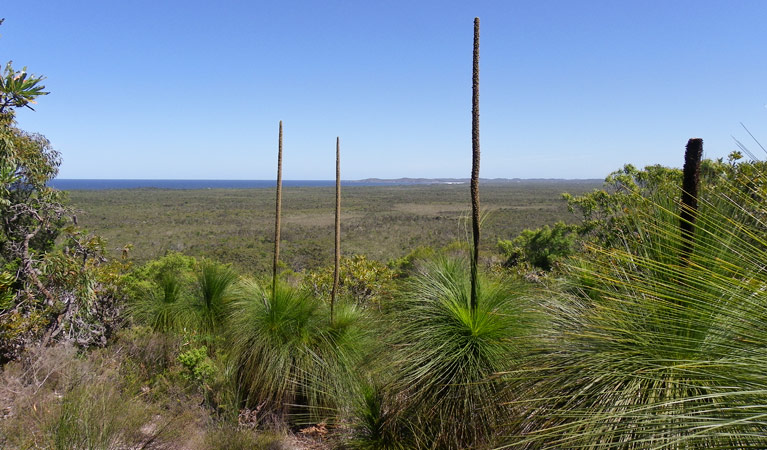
[65,181,597,274]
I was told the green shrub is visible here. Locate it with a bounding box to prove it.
[179,346,216,383]
[387,245,436,278]
[347,383,408,450]
[306,255,394,307]
[191,260,238,338]
[498,221,577,271]
[124,252,197,333]
[125,255,237,340]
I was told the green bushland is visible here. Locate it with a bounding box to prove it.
[66,181,599,274]
[12,13,767,446]
[124,253,238,341]
[307,254,395,306]
[9,157,767,449]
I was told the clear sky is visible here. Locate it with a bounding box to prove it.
[2,0,766,180]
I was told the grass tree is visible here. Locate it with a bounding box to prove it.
[124,252,197,333]
[129,270,187,333]
[227,279,367,425]
[508,142,767,448]
[384,257,536,448]
[679,137,702,265]
[228,127,367,425]
[191,260,238,337]
[360,18,540,449]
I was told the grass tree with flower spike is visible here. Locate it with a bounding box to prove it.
[227,123,367,426]
[370,18,539,449]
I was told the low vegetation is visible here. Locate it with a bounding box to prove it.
[65,181,598,274]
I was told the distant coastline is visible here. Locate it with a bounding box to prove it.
[49,178,602,191]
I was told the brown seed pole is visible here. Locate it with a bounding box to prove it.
[680,138,703,266]
[272,121,283,297]
[470,17,481,313]
[331,137,341,324]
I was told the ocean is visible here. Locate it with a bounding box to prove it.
[48,179,395,190]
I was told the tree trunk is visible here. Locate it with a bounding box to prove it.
[680,138,703,266]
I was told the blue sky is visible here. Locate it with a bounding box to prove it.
[3,1,766,180]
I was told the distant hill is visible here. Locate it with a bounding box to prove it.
[354,177,602,185]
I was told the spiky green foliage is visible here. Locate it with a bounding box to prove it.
[124,253,196,333]
[385,257,535,449]
[508,164,767,448]
[126,255,237,338]
[348,383,408,450]
[129,271,187,333]
[227,280,367,424]
[498,221,577,271]
[0,60,48,116]
[192,260,238,336]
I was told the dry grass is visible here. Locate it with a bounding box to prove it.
[0,334,293,450]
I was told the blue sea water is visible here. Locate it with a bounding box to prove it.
[48,179,396,190]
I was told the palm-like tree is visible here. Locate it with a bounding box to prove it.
[129,270,187,333]
[384,257,536,449]
[190,260,238,337]
[227,279,367,424]
[509,161,767,448]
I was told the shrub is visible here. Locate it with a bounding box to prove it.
[347,383,408,450]
[498,221,577,271]
[306,255,394,307]
[179,345,216,383]
[191,260,238,337]
[124,252,197,333]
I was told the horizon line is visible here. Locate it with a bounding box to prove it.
[51,176,604,181]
